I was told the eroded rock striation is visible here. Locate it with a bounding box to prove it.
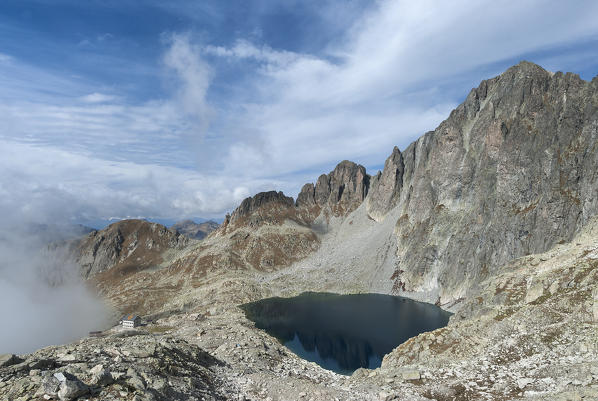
[366,146,404,221]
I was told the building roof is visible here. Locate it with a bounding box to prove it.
[121,314,140,321]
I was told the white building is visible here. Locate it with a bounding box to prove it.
[121,314,141,328]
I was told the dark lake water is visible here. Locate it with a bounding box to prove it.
[241,292,451,375]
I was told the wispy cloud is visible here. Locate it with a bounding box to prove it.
[0,139,279,225]
[205,39,300,66]
[202,0,598,180]
[80,92,118,103]
[163,34,213,134]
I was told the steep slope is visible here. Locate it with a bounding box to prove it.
[371,215,598,400]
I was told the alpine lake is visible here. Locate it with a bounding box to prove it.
[240,292,452,375]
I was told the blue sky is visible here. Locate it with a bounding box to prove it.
[1,0,598,227]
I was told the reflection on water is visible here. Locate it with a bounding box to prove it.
[241,292,451,375]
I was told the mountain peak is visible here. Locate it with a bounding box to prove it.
[506,60,548,75]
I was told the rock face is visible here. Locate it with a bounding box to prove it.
[70,219,188,279]
[296,160,370,215]
[372,61,598,303]
[171,220,219,240]
[275,61,598,305]
[366,146,404,221]
[224,191,296,230]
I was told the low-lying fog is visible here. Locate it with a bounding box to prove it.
[0,224,112,354]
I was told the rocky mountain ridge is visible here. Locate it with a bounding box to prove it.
[381,61,598,303]
[215,61,598,305]
[58,62,598,312]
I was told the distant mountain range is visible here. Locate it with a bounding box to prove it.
[170,220,220,240]
[80,217,223,231]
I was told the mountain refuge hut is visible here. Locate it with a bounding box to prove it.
[120,314,141,328]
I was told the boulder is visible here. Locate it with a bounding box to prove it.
[37,374,61,397]
[517,377,534,389]
[126,367,146,391]
[90,364,113,386]
[58,377,89,400]
[525,281,544,303]
[401,370,421,381]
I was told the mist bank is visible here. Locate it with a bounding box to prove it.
[0,224,113,354]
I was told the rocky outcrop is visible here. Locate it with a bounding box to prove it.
[381,61,598,303]
[70,219,188,279]
[296,160,370,216]
[218,191,302,234]
[171,220,219,240]
[366,146,404,221]
[0,354,21,368]
[0,330,229,401]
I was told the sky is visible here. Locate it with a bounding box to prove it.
[2,0,598,227]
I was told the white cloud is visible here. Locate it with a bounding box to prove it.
[0,139,285,223]
[205,39,301,66]
[0,237,112,354]
[1,0,598,225]
[80,92,118,103]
